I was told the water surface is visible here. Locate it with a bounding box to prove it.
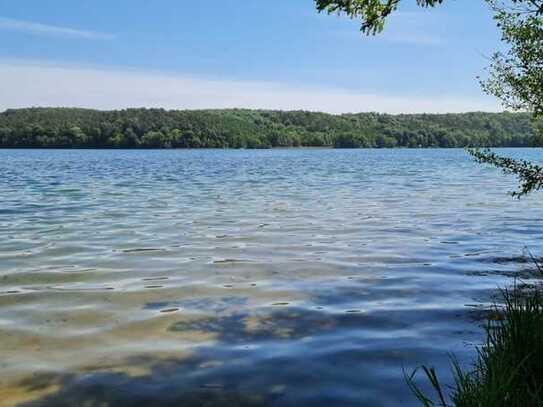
[1,148,542,406]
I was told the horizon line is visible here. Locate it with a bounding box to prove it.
[0,105,514,116]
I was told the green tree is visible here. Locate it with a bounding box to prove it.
[140,130,166,148]
[123,127,139,147]
[65,126,88,147]
[473,0,543,196]
[314,0,444,34]
[481,0,543,116]
[315,0,543,197]
[108,131,124,147]
[314,1,540,34]
[168,128,182,147]
[471,148,543,197]
[0,107,536,149]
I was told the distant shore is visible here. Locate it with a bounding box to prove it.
[1,107,539,149]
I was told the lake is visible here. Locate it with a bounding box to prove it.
[1,148,541,407]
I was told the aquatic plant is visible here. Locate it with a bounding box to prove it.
[407,281,543,406]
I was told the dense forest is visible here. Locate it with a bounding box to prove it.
[0,107,540,149]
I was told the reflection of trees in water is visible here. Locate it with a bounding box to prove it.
[8,260,525,407]
[7,303,480,407]
[13,256,530,407]
[14,367,268,407]
[169,308,339,342]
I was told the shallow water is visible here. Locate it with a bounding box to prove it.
[0,148,542,406]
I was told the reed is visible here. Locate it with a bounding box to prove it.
[407,282,543,406]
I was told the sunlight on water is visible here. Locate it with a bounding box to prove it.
[0,148,541,406]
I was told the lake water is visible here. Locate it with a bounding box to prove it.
[1,148,542,407]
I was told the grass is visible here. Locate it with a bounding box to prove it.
[406,283,543,406]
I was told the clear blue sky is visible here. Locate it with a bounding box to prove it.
[0,0,504,113]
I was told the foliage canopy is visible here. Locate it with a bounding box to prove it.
[314,0,444,34]
[0,107,538,149]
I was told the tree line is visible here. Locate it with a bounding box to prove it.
[0,107,539,149]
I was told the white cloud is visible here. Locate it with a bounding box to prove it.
[0,60,501,114]
[0,17,114,40]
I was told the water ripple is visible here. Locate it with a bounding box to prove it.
[0,148,541,406]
